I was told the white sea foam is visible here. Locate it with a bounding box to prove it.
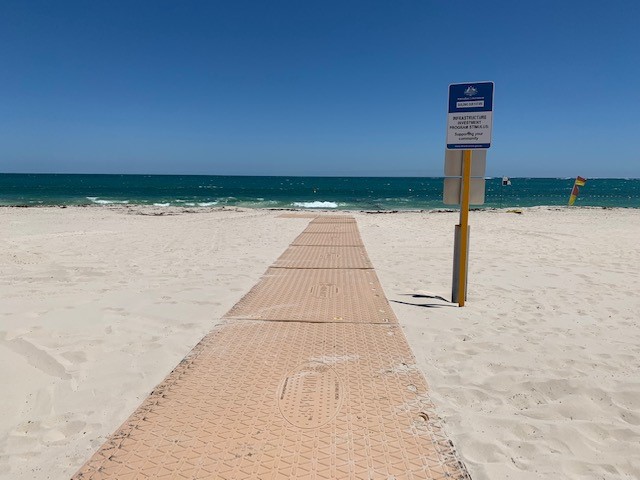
[185,203,196,206]
[292,201,338,209]
[197,202,218,207]
[153,203,170,207]
[86,197,129,205]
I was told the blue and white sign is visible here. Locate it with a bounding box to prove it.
[446,81,494,149]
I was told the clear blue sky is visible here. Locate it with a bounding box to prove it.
[2,0,639,177]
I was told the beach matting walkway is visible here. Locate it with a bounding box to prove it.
[292,231,364,247]
[223,268,394,324]
[271,246,372,269]
[73,216,470,479]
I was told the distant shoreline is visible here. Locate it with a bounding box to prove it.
[2,204,637,213]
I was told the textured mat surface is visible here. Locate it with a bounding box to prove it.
[311,216,357,223]
[272,246,373,269]
[224,268,395,323]
[303,223,360,234]
[73,322,469,480]
[292,231,364,246]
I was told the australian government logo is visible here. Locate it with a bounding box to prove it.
[456,85,483,108]
[464,85,478,97]
[457,87,483,108]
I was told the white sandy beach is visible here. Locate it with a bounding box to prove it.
[1,206,639,479]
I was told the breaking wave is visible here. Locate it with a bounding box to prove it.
[292,201,338,209]
[86,197,129,205]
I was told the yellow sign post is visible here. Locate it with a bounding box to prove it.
[456,150,472,307]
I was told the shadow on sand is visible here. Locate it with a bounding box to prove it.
[390,293,456,309]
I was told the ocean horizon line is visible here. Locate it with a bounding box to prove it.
[2,172,639,180]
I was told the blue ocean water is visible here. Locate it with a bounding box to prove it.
[0,174,638,209]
